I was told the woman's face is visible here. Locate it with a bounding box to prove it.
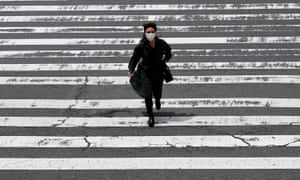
[144,27,156,41]
[144,27,156,35]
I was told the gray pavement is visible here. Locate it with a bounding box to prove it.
[0,0,299,179]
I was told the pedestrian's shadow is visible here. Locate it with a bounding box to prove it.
[86,109,195,125]
[142,111,195,125]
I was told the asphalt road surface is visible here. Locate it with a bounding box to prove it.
[0,0,300,179]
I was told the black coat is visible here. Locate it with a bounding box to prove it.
[128,37,172,98]
[128,37,172,75]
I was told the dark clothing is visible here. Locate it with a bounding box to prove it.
[128,37,172,114]
[128,37,172,74]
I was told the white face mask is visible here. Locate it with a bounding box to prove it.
[145,33,156,41]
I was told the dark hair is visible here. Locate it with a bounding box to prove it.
[143,22,157,32]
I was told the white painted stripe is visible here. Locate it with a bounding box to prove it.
[0,25,298,33]
[0,135,299,148]
[0,49,298,58]
[0,14,298,22]
[0,4,299,11]
[0,98,299,109]
[0,157,299,170]
[1,116,300,127]
[0,62,299,71]
[1,37,299,45]
[1,157,300,170]
[0,50,136,58]
[1,75,300,85]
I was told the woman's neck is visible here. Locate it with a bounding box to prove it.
[149,39,155,48]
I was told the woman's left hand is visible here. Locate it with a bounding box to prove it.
[128,71,134,77]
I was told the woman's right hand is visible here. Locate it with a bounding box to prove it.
[128,71,133,77]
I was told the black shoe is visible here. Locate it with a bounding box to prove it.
[155,99,161,110]
[148,115,155,127]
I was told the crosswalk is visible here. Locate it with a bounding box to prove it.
[0,0,300,179]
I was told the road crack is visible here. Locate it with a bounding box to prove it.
[52,117,68,127]
[231,135,251,147]
[281,138,300,147]
[63,75,89,120]
[83,137,92,149]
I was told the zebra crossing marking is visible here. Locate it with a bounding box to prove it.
[0,157,300,169]
[1,37,299,45]
[0,62,299,71]
[0,4,299,11]
[1,75,300,85]
[0,135,300,148]
[0,49,298,58]
[1,116,299,127]
[0,14,298,22]
[0,98,299,109]
[0,25,298,33]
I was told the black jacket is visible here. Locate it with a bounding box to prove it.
[128,37,172,74]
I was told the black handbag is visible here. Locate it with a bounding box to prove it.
[163,64,173,83]
[129,68,145,98]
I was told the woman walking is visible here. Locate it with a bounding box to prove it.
[128,22,172,127]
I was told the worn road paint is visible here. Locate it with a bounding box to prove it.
[0,14,298,22]
[0,116,300,127]
[0,4,299,11]
[0,49,299,58]
[0,62,299,71]
[0,25,298,33]
[0,98,299,109]
[0,37,299,45]
[0,135,300,148]
[1,75,300,85]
